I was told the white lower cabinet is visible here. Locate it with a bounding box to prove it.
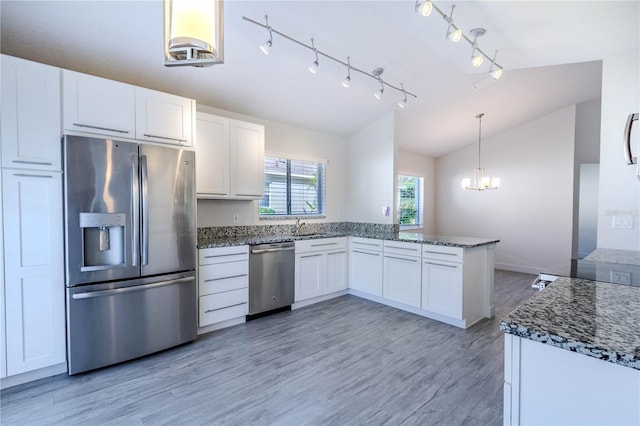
[2,170,66,376]
[295,238,347,302]
[198,246,249,328]
[348,238,383,297]
[421,259,463,318]
[383,241,422,308]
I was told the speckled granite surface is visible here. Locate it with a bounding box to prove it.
[197,223,499,249]
[500,276,640,370]
[584,248,640,266]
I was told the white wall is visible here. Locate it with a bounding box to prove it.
[435,106,576,275]
[596,53,640,251]
[196,105,348,227]
[397,148,436,233]
[346,112,396,224]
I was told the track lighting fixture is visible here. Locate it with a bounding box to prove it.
[341,57,352,88]
[415,0,433,17]
[259,15,273,55]
[489,50,503,80]
[397,84,408,109]
[308,38,319,74]
[414,2,504,78]
[444,5,462,42]
[243,15,417,105]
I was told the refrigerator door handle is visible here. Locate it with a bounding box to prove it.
[141,154,149,266]
[71,276,193,300]
[624,113,638,165]
[131,153,140,266]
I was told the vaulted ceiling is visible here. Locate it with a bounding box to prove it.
[1,1,637,157]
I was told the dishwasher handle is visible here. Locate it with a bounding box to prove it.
[251,246,295,254]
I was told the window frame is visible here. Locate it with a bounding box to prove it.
[397,173,424,231]
[259,152,327,220]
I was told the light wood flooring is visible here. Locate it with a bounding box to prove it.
[1,270,537,426]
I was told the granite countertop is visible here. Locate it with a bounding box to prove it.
[198,231,499,249]
[500,276,640,370]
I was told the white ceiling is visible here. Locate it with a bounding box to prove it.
[1,1,638,157]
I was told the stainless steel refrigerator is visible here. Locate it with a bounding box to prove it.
[63,135,197,375]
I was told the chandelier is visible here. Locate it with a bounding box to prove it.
[461,113,500,191]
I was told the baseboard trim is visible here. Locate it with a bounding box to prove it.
[1,362,67,389]
[495,263,546,275]
[197,316,246,336]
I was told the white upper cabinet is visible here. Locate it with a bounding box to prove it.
[1,55,61,171]
[63,69,136,138]
[135,87,194,147]
[229,119,264,198]
[196,112,230,196]
[195,113,264,199]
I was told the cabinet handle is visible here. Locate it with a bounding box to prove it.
[12,160,53,166]
[143,133,187,143]
[300,253,323,259]
[384,255,418,263]
[353,241,380,247]
[423,250,458,256]
[204,274,247,282]
[205,301,247,313]
[73,123,130,134]
[352,250,381,256]
[13,173,53,178]
[204,253,247,258]
[327,251,346,256]
[310,242,338,247]
[424,261,459,269]
[385,245,418,252]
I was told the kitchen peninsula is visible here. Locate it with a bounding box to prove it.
[197,223,498,330]
[500,273,640,425]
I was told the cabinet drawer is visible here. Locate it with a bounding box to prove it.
[349,237,383,251]
[384,240,422,257]
[199,262,248,296]
[199,246,249,265]
[199,289,248,326]
[296,237,346,253]
[422,244,463,263]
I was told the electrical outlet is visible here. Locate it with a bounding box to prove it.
[233,214,239,224]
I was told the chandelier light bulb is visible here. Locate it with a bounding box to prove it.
[461,178,471,189]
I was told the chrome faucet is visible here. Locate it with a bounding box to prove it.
[293,218,306,235]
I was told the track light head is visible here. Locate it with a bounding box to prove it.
[489,50,503,80]
[415,0,433,17]
[260,39,272,55]
[469,28,486,67]
[397,83,408,109]
[308,37,319,74]
[260,15,273,55]
[447,27,462,42]
[341,56,351,88]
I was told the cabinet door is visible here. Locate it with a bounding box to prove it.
[422,260,463,319]
[383,255,421,308]
[2,170,65,375]
[1,55,61,171]
[63,69,135,137]
[229,120,264,198]
[326,250,348,293]
[348,249,383,297]
[295,252,324,301]
[135,87,194,147]
[0,170,5,378]
[195,113,230,197]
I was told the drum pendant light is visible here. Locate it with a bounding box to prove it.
[164,0,224,67]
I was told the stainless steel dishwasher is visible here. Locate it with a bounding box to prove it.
[248,241,295,317]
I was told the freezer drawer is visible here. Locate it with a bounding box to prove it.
[66,272,197,375]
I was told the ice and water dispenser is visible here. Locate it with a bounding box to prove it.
[79,212,126,271]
